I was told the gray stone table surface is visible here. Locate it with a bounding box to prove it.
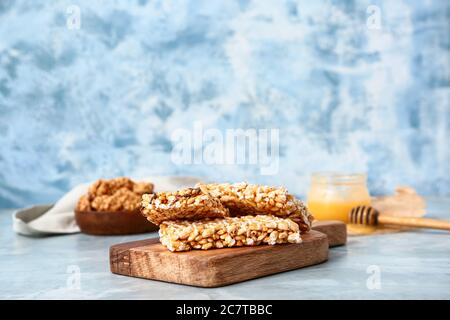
[1,198,449,299]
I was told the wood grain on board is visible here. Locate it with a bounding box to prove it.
[110,228,332,287]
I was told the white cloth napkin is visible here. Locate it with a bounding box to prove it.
[13,176,203,237]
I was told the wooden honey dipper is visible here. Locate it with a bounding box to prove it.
[349,206,450,231]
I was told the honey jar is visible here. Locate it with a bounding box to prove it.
[307,173,371,223]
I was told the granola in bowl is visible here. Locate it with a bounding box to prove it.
[75,177,157,235]
[77,177,154,212]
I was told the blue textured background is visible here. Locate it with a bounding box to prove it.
[0,0,449,208]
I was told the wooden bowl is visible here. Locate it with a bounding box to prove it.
[75,209,158,235]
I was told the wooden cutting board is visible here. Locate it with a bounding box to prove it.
[110,220,346,287]
[311,220,347,247]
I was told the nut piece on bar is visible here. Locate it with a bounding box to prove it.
[197,183,314,233]
[141,187,229,226]
[76,177,154,212]
[159,215,302,252]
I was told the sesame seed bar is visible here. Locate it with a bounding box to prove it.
[197,183,314,233]
[141,187,229,225]
[159,215,302,252]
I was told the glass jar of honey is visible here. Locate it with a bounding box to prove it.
[307,173,371,223]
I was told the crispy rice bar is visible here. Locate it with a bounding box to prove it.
[141,187,229,225]
[197,183,313,232]
[159,215,302,252]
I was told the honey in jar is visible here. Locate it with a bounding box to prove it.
[307,173,371,223]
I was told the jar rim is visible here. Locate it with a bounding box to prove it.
[311,172,367,184]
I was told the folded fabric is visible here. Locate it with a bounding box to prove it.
[13,176,203,237]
